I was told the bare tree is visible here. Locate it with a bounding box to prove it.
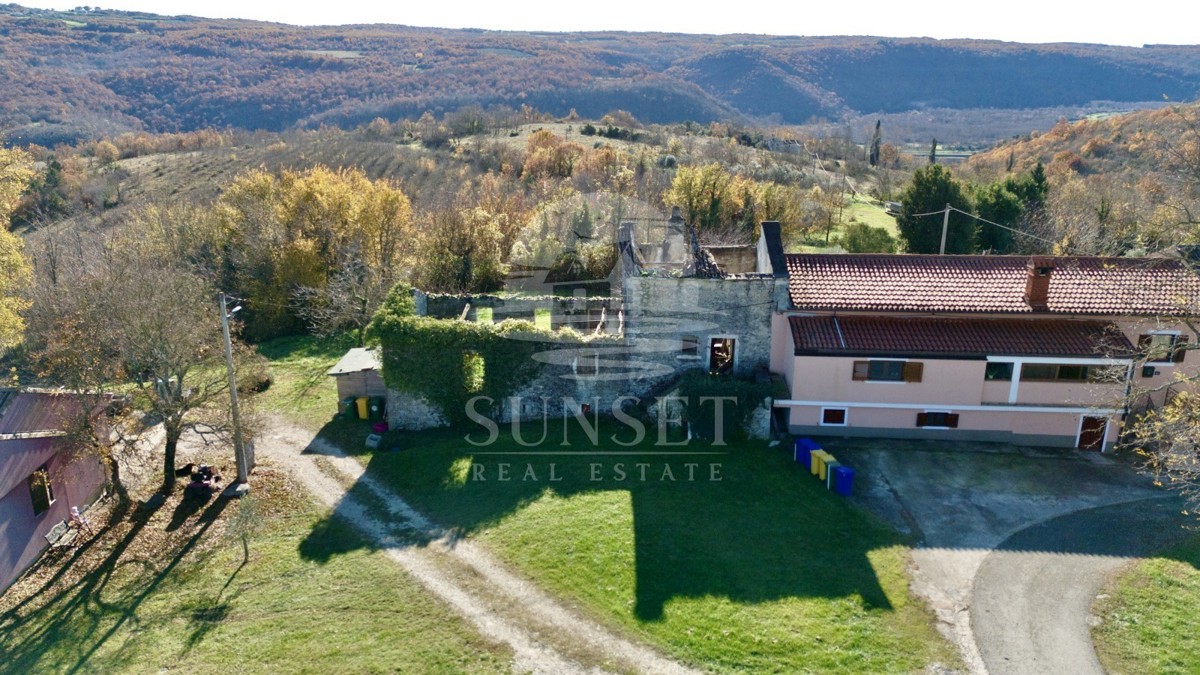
[25,204,252,494]
[293,257,392,347]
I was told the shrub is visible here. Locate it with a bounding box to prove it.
[676,370,772,441]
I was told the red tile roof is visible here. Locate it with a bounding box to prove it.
[784,254,1200,315]
[789,315,1135,358]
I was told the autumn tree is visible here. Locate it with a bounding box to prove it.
[664,162,737,231]
[897,164,975,253]
[0,148,34,351]
[26,203,249,493]
[415,207,508,293]
[215,166,415,341]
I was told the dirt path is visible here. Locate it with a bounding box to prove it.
[256,418,697,675]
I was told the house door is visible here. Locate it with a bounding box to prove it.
[709,337,736,375]
[1077,416,1107,451]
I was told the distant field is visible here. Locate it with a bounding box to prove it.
[302,49,364,59]
[845,195,898,234]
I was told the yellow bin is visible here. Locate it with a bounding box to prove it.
[356,396,369,420]
[809,450,823,476]
[815,451,835,481]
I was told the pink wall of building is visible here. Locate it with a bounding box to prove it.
[0,441,105,592]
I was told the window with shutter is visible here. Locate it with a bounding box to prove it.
[902,362,924,382]
[917,411,957,428]
[852,361,869,381]
[853,360,922,382]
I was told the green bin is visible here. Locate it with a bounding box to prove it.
[340,397,357,421]
[369,396,385,421]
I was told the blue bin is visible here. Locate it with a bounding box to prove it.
[832,466,855,496]
[793,437,820,465]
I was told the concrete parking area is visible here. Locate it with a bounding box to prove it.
[815,438,1191,675]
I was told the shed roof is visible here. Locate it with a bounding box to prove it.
[0,390,81,436]
[784,254,1200,316]
[327,348,382,376]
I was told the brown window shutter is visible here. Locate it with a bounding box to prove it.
[852,361,869,381]
[1174,336,1189,363]
[903,362,924,382]
[945,413,960,428]
[916,413,929,427]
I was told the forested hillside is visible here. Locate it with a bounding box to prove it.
[1,4,1198,147]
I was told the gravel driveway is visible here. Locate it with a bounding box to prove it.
[823,439,1189,675]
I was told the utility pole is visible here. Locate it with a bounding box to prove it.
[939,204,951,255]
[220,293,250,497]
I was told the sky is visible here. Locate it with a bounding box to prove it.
[16,1,1198,47]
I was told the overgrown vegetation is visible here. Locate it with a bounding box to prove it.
[367,288,620,424]
[676,370,773,440]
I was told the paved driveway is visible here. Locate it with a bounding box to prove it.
[821,439,1191,675]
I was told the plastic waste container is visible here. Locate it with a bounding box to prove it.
[813,451,835,481]
[340,397,357,421]
[824,460,841,489]
[832,466,855,496]
[368,396,385,421]
[810,450,822,476]
[794,438,817,466]
[356,396,369,420]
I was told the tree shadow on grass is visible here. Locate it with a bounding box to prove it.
[0,495,230,673]
[300,417,899,621]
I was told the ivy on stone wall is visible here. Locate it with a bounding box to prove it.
[369,288,620,424]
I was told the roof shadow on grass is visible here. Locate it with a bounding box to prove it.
[299,416,900,621]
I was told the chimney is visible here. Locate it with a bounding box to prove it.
[1024,256,1054,310]
[757,221,786,277]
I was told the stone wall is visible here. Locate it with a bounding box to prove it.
[416,291,623,332]
[386,275,784,431]
[621,275,784,379]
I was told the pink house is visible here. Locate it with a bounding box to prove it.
[770,254,1200,450]
[0,390,107,592]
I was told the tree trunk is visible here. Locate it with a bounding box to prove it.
[105,450,130,505]
[163,428,180,493]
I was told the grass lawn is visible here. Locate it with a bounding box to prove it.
[794,194,898,253]
[324,417,958,673]
[0,468,510,674]
[254,333,357,430]
[844,195,898,235]
[1092,534,1200,674]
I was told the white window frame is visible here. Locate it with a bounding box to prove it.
[1144,330,1183,366]
[707,335,739,373]
[819,407,848,427]
[28,464,56,516]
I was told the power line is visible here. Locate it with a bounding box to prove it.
[904,204,1066,252]
[947,205,1061,248]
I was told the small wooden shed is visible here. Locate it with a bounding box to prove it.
[327,348,386,401]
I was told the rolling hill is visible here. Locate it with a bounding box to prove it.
[1,5,1199,148]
